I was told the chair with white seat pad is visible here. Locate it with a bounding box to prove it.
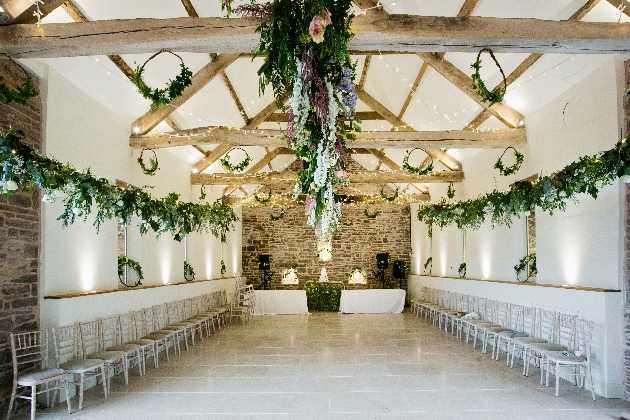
[511,308,556,373]
[79,319,127,390]
[527,313,577,381]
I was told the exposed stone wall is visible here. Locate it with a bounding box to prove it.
[242,203,411,291]
[623,59,630,400]
[0,60,42,410]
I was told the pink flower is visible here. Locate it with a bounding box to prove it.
[334,170,348,179]
[305,195,316,213]
[309,9,332,44]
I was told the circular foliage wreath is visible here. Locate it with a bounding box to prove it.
[254,189,272,204]
[514,253,537,282]
[470,48,507,106]
[380,186,399,202]
[130,50,193,111]
[137,149,159,176]
[402,149,434,176]
[494,147,524,176]
[270,207,285,221]
[458,262,466,278]
[364,206,380,219]
[184,260,195,281]
[220,148,252,173]
[118,255,143,287]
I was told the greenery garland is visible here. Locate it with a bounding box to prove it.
[130,50,193,110]
[220,148,251,173]
[0,129,237,242]
[402,149,434,176]
[514,253,537,282]
[305,281,342,311]
[254,189,272,204]
[363,206,380,219]
[184,260,195,281]
[495,147,524,177]
[470,48,507,106]
[458,262,466,278]
[447,183,455,199]
[417,137,630,231]
[0,76,38,105]
[118,255,143,287]
[380,186,399,202]
[423,256,432,273]
[270,207,285,221]
[137,149,160,176]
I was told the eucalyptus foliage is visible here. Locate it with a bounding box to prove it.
[418,137,630,230]
[0,129,238,242]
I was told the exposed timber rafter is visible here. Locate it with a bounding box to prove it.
[266,111,382,123]
[222,147,291,196]
[130,126,527,149]
[192,169,463,186]
[223,192,429,207]
[3,16,630,59]
[5,0,67,24]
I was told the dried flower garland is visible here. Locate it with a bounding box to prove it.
[184,260,195,281]
[418,137,630,230]
[495,147,524,176]
[270,207,285,221]
[380,186,399,202]
[254,189,272,204]
[137,149,159,176]
[402,149,434,176]
[363,206,380,219]
[130,50,193,111]
[514,253,536,282]
[118,255,143,287]
[223,0,358,243]
[470,48,507,107]
[0,76,38,105]
[458,262,466,278]
[0,129,237,242]
[220,148,251,173]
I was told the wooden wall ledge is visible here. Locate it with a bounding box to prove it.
[412,274,621,293]
[44,277,237,300]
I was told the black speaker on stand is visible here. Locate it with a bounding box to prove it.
[375,253,389,288]
[392,260,406,289]
[257,255,273,289]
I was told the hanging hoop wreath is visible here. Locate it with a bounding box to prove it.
[118,255,143,288]
[364,205,380,219]
[254,188,272,204]
[270,207,285,221]
[137,149,159,176]
[447,182,455,199]
[199,185,207,201]
[494,147,524,176]
[470,48,507,106]
[380,186,399,202]
[220,147,251,173]
[184,260,195,282]
[130,50,193,110]
[402,149,434,176]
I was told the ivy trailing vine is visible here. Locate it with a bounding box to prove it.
[470,48,507,106]
[184,260,195,281]
[220,148,251,173]
[0,129,238,242]
[380,186,399,202]
[137,149,160,176]
[418,137,630,231]
[118,255,143,287]
[0,76,38,105]
[402,149,434,176]
[494,147,524,177]
[130,50,193,111]
[514,253,537,282]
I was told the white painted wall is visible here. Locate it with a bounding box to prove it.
[408,275,623,398]
[412,57,625,290]
[39,66,242,317]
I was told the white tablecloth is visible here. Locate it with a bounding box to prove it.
[339,289,406,314]
[253,290,309,315]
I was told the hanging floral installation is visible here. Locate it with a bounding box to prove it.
[417,137,630,230]
[130,50,193,111]
[470,48,507,106]
[224,0,359,242]
[137,149,160,176]
[0,129,237,242]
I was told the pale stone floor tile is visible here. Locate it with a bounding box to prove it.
[9,312,630,419]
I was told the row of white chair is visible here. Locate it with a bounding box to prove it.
[411,288,596,401]
[7,291,231,420]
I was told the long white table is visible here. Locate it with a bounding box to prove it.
[338,289,406,314]
[253,290,309,315]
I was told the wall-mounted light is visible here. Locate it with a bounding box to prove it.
[318,240,332,262]
[349,268,366,284]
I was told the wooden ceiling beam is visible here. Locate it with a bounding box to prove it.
[605,0,630,19]
[366,149,429,193]
[6,0,66,24]
[3,16,630,58]
[266,111,382,123]
[191,144,232,174]
[223,147,290,196]
[398,62,428,120]
[223,192,429,207]
[457,0,480,17]
[130,53,239,136]
[193,169,464,186]
[130,126,526,149]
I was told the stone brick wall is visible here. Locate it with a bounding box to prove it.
[0,60,42,411]
[242,203,411,291]
[623,59,630,400]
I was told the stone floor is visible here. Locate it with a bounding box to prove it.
[10,311,630,419]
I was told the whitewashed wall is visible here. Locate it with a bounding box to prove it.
[39,67,242,319]
[411,57,625,290]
